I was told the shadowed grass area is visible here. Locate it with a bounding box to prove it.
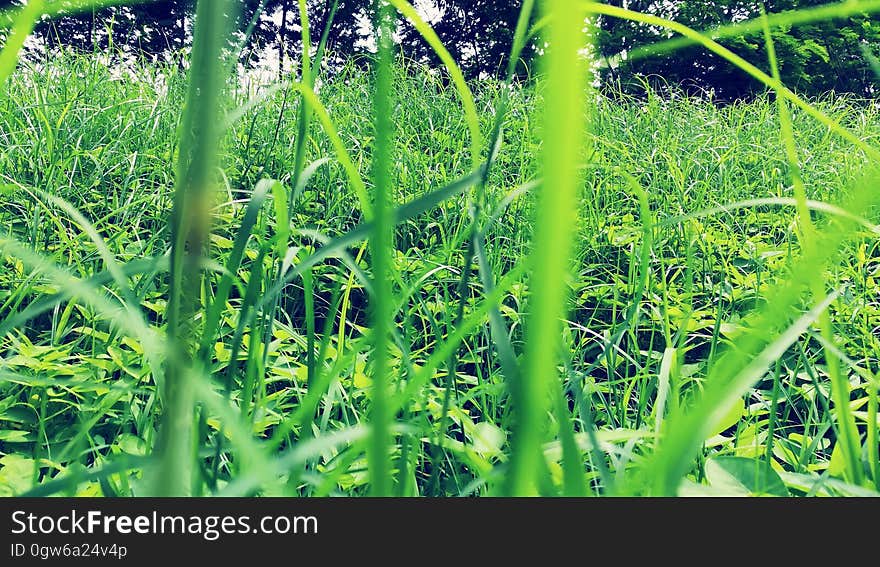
[0,0,879,497]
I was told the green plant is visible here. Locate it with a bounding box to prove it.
[1,0,879,498]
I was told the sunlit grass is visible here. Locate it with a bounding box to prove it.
[1,0,879,497]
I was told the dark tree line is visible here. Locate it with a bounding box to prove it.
[2,0,879,98]
[598,0,880,99]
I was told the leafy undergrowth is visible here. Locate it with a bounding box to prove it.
[0,50,878,496]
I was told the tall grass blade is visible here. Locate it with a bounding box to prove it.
[761,8,862,485]
[0,0,43,96]
[155,0,233,496]
[366,0,397,496]
[506,0,590,496]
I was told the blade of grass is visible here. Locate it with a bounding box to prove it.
[197,179,273,363]
[155,0,232,497]
[649,289,841,495]
[761,8,862,485]
[506,0,590,496]
[0,0,44,97]
[366,0,396,497]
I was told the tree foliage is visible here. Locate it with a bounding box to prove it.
[2,0,878,98]
[599,0,880,99]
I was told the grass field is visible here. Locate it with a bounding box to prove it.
[1,0,879,497]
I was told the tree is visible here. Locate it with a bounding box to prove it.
[596,0,880,99]
[3,0,878,98]
[397,1,534,78]
[241,0,368,76]
[239,1,535,80]
[0,1,195,57]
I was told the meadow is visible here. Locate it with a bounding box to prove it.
[0,0,879,497]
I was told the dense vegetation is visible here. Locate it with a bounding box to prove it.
[7,0,880,98]
[0,0,879,497]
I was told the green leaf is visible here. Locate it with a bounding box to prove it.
[471,422,506,459]
[706,397,745,439]
[704,456,789,496]
[800,39,830,63]
[115,433,147,456]
[778,471,880,497]
[0,429,33,442]
[828,442,846,478]
[0,454,36,496]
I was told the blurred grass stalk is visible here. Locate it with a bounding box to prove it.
[506,0,591,496]
[367,0,396,497]
[154,0,233,496]
[0,0,43,94]
[761,11,862,486]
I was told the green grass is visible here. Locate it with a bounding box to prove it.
[1,1,880,497]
